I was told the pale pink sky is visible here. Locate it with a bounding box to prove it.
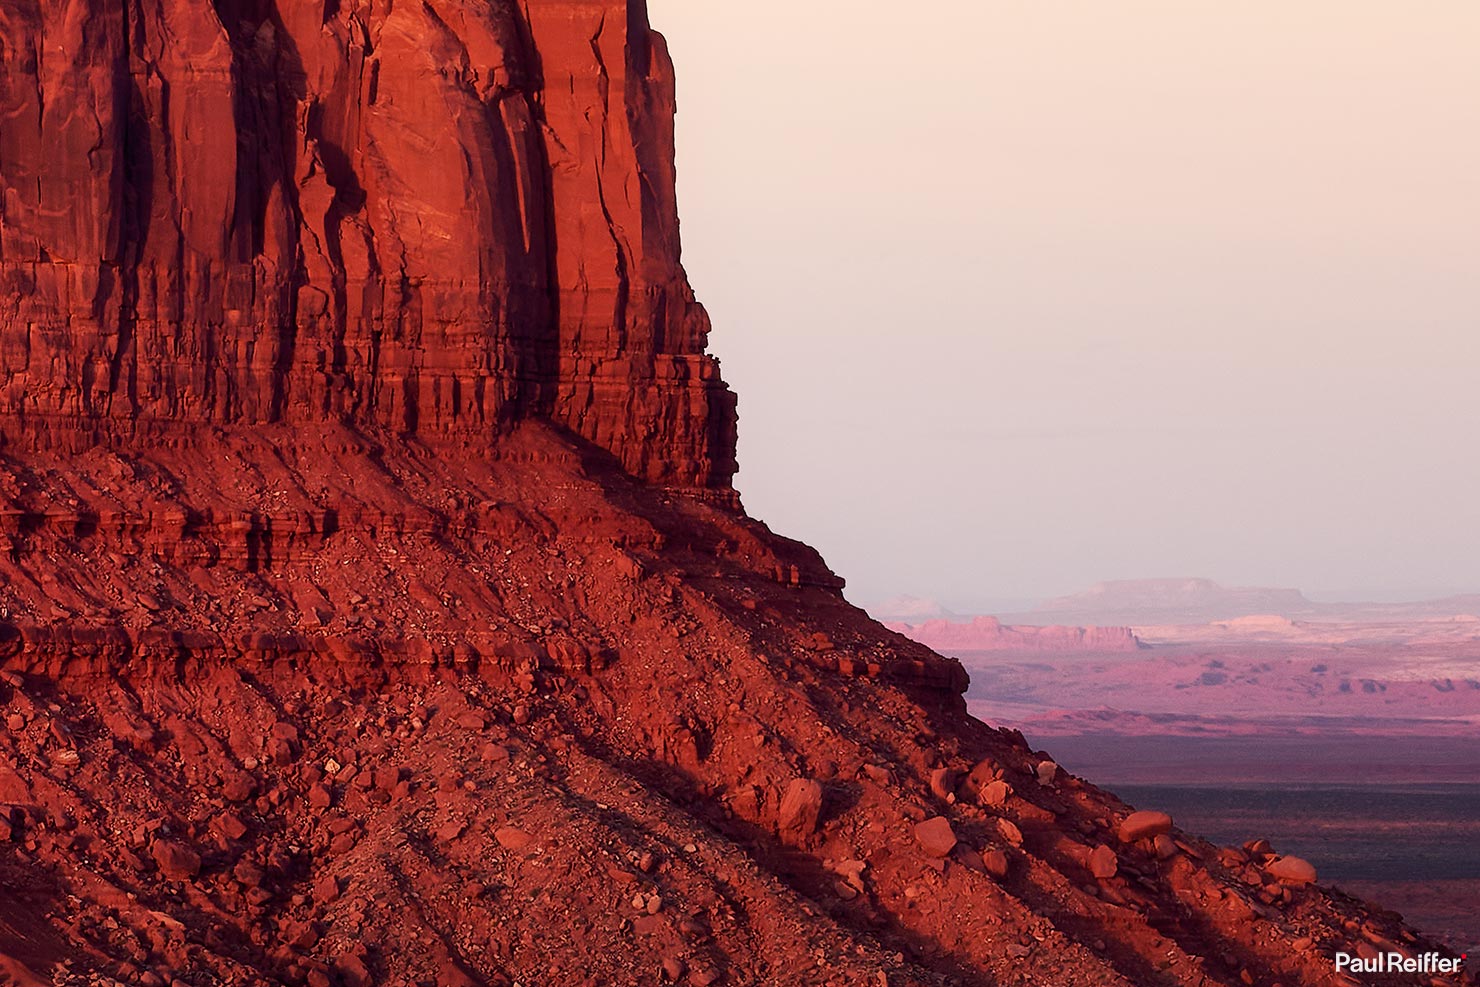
[648,1,1480,609]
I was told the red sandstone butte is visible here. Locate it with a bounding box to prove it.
[0,3,1468,987]
[0,0,733,490]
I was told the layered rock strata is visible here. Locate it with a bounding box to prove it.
[887,616,1145,654]
[0,0,733,489]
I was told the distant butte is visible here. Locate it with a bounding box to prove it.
[887,616,1145,653]
[0,3,1469,986]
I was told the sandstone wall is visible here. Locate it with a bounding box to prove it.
[0,0,735,489]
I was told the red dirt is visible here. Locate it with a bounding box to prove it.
[0,1,1470,985]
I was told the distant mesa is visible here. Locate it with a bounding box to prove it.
[1009,578,1480,627]
[887,615,1144,653]
[869,595,960,623]
[879,579,1480,638]
[1022,578,1314,626]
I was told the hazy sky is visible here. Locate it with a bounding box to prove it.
[647,1,1480,611]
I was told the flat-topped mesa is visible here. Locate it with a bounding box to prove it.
[0,0,736,491]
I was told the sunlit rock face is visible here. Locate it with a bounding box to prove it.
[0,0,734,491]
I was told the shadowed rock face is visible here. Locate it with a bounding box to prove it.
[0,0,734,490]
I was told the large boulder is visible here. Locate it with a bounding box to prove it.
[1266,855,1318,885]
[152,840,202,881]
[778,779,824,841]
[1118,810,1174,843]
[913,817,958,859]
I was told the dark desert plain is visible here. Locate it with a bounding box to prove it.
[885,580,1480,957]
[0,0,1475,986]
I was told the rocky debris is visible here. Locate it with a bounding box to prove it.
[631,891,665,915]
[980,779,1013,809]
[0,747,25,789]
[151,841,201,881]
[827,858,868,897]
[0,665,1459,987]
[221,772,256,804]
[928,767,958,801]
[913,817,958,859]
[996,818,1025,848]
[455,712,487,731]
[333,956,370,987]
[494,827,535,853]
[217,813,248,841]
[313,873,341,906]
[1119,810,1174,843]
[961,758,997,796]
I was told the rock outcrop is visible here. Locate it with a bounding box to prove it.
[0,0,734,490]
[0,3,1470,987]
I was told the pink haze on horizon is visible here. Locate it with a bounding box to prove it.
[648,1,1480,611]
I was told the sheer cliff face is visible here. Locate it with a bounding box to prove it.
[0,0,735,490]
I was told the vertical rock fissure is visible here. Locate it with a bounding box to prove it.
[108,1,139,415]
